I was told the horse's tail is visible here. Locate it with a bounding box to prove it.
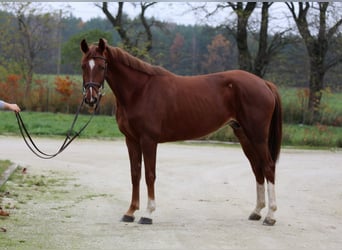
[266,81,282,162]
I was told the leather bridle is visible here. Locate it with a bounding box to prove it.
[83,56,107,104]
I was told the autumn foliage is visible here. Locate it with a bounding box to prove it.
[54,76,74,101]
[0,74,23,104]
[170,33,185,70]
[202,34,232,73]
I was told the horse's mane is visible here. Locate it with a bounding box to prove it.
[106,46,172,76]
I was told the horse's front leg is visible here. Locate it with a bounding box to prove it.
[121,138,142,223]
[138,138,157,224]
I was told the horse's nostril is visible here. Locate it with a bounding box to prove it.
[84,97,97,107]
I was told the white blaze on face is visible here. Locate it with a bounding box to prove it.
[89,59,95,71]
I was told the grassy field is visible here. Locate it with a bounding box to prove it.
[279,87,342,126]
[0,111,341,148]
[0,111,123,139]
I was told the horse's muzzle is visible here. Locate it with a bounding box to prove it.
[84,88,98,107]
[83,82,103,107]
[84,95,98,107]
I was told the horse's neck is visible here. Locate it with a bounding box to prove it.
[106,62,148,106]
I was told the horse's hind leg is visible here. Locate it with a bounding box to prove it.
[232,123,276,225]
[245,131,277,225]
[250,182,266,221]
[232,127,265,219]
[264,180,277,225]
[253,144,277,226]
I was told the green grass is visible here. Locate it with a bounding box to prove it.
[0,160,12,178]
[279,87,342,126]
[205,123,342,149]
[0,111,123,139]
[0,111,341,148]
[282,124,342,148]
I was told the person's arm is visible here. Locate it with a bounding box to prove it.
[0,100,21,112]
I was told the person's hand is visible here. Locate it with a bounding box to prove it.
[7,103,21,113]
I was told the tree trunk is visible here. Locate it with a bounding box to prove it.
[233,2,256,72]
[253,2,270,77]
[25,72,33,98]
[308,55,325,123]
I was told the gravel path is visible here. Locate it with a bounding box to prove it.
[1,136,341,249]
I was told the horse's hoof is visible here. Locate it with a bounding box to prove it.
[121,215,135,223]
[263,217,276,226]
[138,217,153,225]
[248,212,262,221]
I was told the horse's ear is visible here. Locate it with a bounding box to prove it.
[98,38,107,53]
[81,39,89,54]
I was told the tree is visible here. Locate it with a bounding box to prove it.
[253,2,289,77]
[286,2,342,123]
[227,2,256,72]
[202,34,232,73]
[98,2,159,58]
[0,2,60,98]
[0,74,23,105]
[196,2,289,77]
[0,11,20,78]
[54,76,75,112]
[169,33,185,70]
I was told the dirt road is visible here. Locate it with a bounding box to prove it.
[1,136,341,249]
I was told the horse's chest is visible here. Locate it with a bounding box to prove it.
[115,106,146,138]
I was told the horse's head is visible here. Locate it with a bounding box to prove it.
[80,38,108,107]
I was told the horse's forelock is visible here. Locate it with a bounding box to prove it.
[83,44,100,60]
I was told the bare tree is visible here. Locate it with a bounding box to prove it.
[196,2,289,77]
[1,2,59,98]
[286,2,342,123]
[253,2,290,77]
[228,2,256,72]
[98,2,158,57]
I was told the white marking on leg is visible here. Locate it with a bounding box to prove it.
[266,182,277,220]
[253,183,265,216]
[143,198,156,218]
[89,59,95,71]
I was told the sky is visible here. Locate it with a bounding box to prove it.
[47,2,291,30]
[49,2,213,26]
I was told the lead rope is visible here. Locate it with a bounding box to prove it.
[15,95,102,159]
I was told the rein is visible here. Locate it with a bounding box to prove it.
[15,95,102,159]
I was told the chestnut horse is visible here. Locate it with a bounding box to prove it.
[80,38,282,226]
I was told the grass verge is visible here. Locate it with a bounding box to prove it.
[0,111,341,148]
